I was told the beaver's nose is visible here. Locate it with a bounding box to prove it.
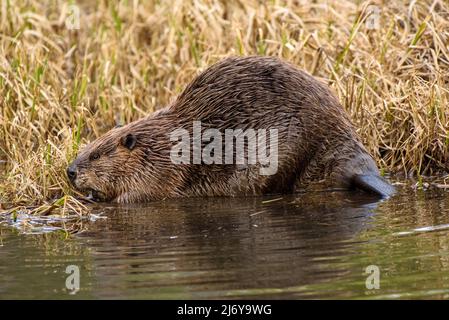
[66,165,77,182]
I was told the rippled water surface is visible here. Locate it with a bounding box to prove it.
[2,186,449,299]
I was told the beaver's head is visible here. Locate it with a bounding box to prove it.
[66,120,176,203]
[66,126,140,202]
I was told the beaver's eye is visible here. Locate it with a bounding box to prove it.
[89,152,100,161]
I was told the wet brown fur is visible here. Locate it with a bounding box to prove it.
[68,56,388,203]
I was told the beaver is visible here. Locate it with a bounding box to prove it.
[67,56,395,203]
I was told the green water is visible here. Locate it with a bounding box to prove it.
[1,186,449,299]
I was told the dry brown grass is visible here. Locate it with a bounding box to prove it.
[0,0,448,212]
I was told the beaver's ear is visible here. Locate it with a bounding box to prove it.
[121,133,137,150]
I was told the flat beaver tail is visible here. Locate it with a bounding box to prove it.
[352,174,395,198]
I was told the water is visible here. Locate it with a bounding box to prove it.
[1,185,449,299]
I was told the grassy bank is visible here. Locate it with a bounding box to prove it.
[1,0,448,211]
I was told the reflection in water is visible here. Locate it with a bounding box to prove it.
[1,187,449,299]
[79,192,378,299]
